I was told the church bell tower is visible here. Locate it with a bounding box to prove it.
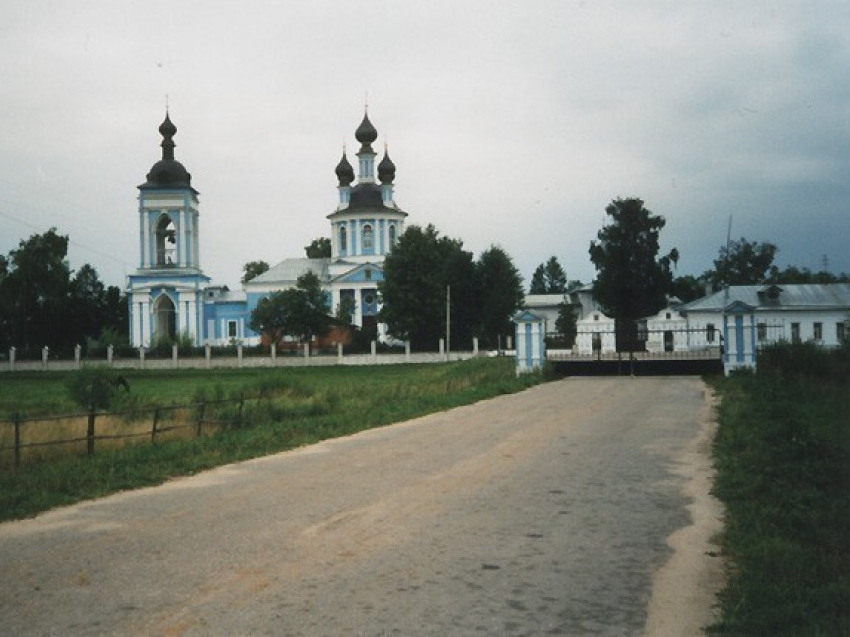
[127,112,209,347]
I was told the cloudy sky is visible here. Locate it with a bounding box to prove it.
[1,1,848,290]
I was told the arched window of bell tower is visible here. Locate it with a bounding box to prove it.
[339,225,347,254]
[155,215,177,266]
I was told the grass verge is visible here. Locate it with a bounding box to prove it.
[709,342,849,636]
[0,358,542,522]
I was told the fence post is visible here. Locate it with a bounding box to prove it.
[151,407,160,444]
[237,343,243,368]
[371,340,377,362]
[337,342,343,364]
[195,401,206,437]
[303,343,310,366]
[139,347,146,370]
[205,344,211,369]
[172,344,178,368]
[107,345,114,367]
[42,346,49,371]
[405,341,411,362]
[13,412,21,470]
[473,337,479,356]
[87,408,96,456]
[271,343,277,366]
[9,347,15,372]
[74,344,82,369]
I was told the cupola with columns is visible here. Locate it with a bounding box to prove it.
[328,109,407,263]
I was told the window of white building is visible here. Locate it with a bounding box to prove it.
[791,322,801,343]
[706,323,715,343]
[362,224,373,251]
[813,322,823,341]
[228,320,238,339]
[838,322,846,343]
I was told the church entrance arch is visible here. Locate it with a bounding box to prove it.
[154,294,177,343]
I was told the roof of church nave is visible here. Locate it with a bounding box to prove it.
[139,112,197,193]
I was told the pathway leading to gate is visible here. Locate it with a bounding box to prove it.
[0,377,723,636]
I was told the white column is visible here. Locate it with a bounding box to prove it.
[140,299,151,347]
[141,211,150,268]
[179,209,187,267]
[186,297,198,342]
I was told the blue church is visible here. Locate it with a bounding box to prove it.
[127,110,407,347]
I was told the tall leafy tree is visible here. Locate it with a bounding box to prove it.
[379,224,476,350]
[529,256,567,294]
[304,237,331,258]
[249,271,331,347]
[0,229,127,352]
[670,275,705,303]
[475,245,524,348]
[1,228,71,350]
[589,198,676,351]
[241,260,270,285]
[766,264,850,285]
[706,237,777,289]
[554,300,578,347]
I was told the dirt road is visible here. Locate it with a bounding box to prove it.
[0,377,722,636]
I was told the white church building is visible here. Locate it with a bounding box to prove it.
[127,110,406,347]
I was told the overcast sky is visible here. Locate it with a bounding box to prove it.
[1,1,848,290]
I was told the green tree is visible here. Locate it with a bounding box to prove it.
[766,264,850,284]
[706,237,777,289]
[589,198,676,351]
[670,275,705,303]
[0,228,71,351]
[241,260,270,285]
[304,237,331,258]
[475,245,524,348]
[554,299,578,347]
[249,272,331,347]
[529,256,567,294]
[379,224,476,350]
[335,294,357,326]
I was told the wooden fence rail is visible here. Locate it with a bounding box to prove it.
[0,396,247,470]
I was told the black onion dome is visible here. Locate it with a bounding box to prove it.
[335,152,355,186]
[158,113,177,140]
[355,112,378,150]
[378,149,396,184]
[139,113,195,191]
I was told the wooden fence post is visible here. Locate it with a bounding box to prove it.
[13,412,21,470]
[151,407,160,444]
[196,401,206,437]
[87,408,96,456]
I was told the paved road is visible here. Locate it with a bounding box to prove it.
[0,377,712,636]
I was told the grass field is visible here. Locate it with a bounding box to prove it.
[0,357,542,522]
[709,342,849,636]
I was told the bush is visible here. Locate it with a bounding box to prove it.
[66,367,119,411]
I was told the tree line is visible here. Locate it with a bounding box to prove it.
[0,228,127,354]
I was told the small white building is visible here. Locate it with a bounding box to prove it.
[677,283,850,373]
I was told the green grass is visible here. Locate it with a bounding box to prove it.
[709,343,850,636]
[0,358,543,522]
